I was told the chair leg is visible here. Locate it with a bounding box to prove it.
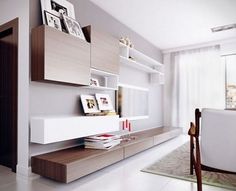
[195,165,202,191]
[195,138,202,191]
[190,136,194,175]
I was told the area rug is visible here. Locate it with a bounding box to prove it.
[141,142,236,190]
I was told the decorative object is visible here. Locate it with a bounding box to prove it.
[84,134,121,150]
[119,36,134,48]
[44,11,62,31]
[142,142,236,191]
[62,15,85,40]
[80,95,100,114]
[89,78,99,87]
[40,0,75,24]
[95,94,113,111]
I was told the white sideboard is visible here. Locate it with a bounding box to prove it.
[30,115,119,144]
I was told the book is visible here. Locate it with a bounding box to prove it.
[84,134,121,150]
[85,140,121,150]
[85,139,121,148]
[85,134,121,141]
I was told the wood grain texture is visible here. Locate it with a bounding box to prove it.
[124,137,153,158]
[31,25,44,81]
[31,25,91,85]
[153,129,182,145]
[31,127,181,183]
[66,149,123,183]
[89,26,119,75]
[0,18,18,172]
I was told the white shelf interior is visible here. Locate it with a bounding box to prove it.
[119,116,149,121]
[120,56,163,74]
[30,115,120,144]
[129,47,162,67]
[119,43,164,84]
[88,68,119,90]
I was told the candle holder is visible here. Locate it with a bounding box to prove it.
[121,120,136,142]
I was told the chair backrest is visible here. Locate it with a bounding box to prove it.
[201,108,236,172]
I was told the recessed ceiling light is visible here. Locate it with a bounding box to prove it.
[211,23,236,33]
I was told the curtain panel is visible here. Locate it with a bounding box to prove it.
[164,46,225,133]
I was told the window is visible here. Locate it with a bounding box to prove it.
[224,55,236,109]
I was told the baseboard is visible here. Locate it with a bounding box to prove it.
[16,165,39,179]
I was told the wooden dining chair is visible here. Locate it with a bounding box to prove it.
[188,108,236,191]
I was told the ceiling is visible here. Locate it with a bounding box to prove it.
[90,0,236,50]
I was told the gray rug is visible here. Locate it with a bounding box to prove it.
[142,142,236,190]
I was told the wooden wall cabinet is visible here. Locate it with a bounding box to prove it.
[31,25,91,85]
[83,26,120,75]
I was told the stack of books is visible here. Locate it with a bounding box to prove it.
[84,134,121,150]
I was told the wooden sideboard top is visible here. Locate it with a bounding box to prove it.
[31,127,180,165]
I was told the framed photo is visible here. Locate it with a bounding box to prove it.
[80,95,100,114]
[90,78,99,87]
[62,15,85,40]
[40,0,75,24]
[95,94,114,111]
[44,11,62,31]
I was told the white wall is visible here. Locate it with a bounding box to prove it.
[221,39,236,55]
[163,53,172,126]
[0,0,30,176]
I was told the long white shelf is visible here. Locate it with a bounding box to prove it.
[129,47,162,67]
[30,115,119,144]
[120,56,164,74]
[83,86,118,91]
[119,43,164,79]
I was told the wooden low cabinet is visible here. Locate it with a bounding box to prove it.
[31,25,91,85]
[83,26,119,75]
[31,127,182,183]
[32,147,123,183]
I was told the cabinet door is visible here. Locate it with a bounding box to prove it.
[91,29,119,75]
[32,25,91,85]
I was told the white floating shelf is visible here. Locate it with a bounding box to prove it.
[120,56,163,74]
[119,116,149,121]
[84,86,118,91]
[87,68,119,90]
[129,48,162,67]
[119,43,164,83]
[30,115,119,144]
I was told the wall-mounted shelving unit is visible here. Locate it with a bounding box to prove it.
[87,68,119,90]
[119,43,164,84]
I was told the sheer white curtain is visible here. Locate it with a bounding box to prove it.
[169,45,225,133]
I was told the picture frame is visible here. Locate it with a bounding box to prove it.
[62,14,86,40]
[44,11,62,31]
[95,94,114,111]
[90,78,100,87]
[80,95,100,114]
[40,0,75,24]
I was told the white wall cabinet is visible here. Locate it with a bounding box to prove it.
[30,115,119,144]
